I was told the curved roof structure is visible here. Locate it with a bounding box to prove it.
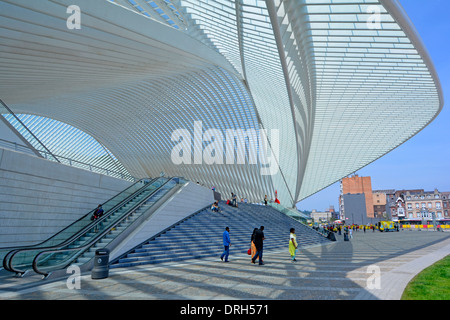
[2,113,133,180]
[0,0,443,206]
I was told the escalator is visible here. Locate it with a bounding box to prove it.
[2,177,180,278]
[1,178,152,271]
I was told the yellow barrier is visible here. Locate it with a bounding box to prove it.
[402,224,449,229]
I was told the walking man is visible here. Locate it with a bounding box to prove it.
[252,226,265,265]
[220,227,231,262]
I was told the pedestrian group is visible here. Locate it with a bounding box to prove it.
[220,225,301,265]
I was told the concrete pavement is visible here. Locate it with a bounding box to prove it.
[0,230,449,300]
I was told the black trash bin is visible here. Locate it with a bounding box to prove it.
[91,248,110,279]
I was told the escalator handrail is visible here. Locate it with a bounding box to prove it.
[1,177,149,271]
[32,178,178,277]
[2,177,152,273]
[5,177,162,275]
[0,178,148,253]
[3,177,159,274]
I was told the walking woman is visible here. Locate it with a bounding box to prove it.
[250,228,258,261]
[289,228,298,262]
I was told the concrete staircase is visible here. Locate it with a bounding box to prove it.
[111,202,330,268]
[72,185,172,265]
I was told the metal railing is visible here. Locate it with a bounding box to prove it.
[2,178,154,275]
[0,99,59,162]
[267,202,310,224]
[0,138,37,157]
[267,202,331,238]
[0,98,136,182]
[32,178,180,278]
[0,138,136,182]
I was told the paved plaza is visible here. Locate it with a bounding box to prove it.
[0,230,449,301]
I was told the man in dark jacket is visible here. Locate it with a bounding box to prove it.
[251,226,265,265]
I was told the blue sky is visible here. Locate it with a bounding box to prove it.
[297,0,450,212]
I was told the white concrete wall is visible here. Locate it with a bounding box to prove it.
[111,182,215,260]
[0,117,39,157]
[0,148,132,247]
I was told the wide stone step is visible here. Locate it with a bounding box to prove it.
[111,204,330,269]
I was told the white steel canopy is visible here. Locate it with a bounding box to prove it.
[0,0,443,206]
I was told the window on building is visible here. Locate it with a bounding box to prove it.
[415,203,419,209]
[407,203,412,210]
[428,202,432,209]
[436,202,441,209]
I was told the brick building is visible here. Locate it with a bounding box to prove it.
[385,189,450,222]
[372,191,390,219]
[403,189,445,220]
[339,175,375,224]
[340,175,450,224]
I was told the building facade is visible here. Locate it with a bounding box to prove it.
[442,192,450,219]
[373,191,392,220]
[340,175,374,223]
[341,177,450,224]
[384,189,450,222]
[341,193,369,225]
[310,205,337,223]
[311,210,333,224]
[403,189,445,221]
